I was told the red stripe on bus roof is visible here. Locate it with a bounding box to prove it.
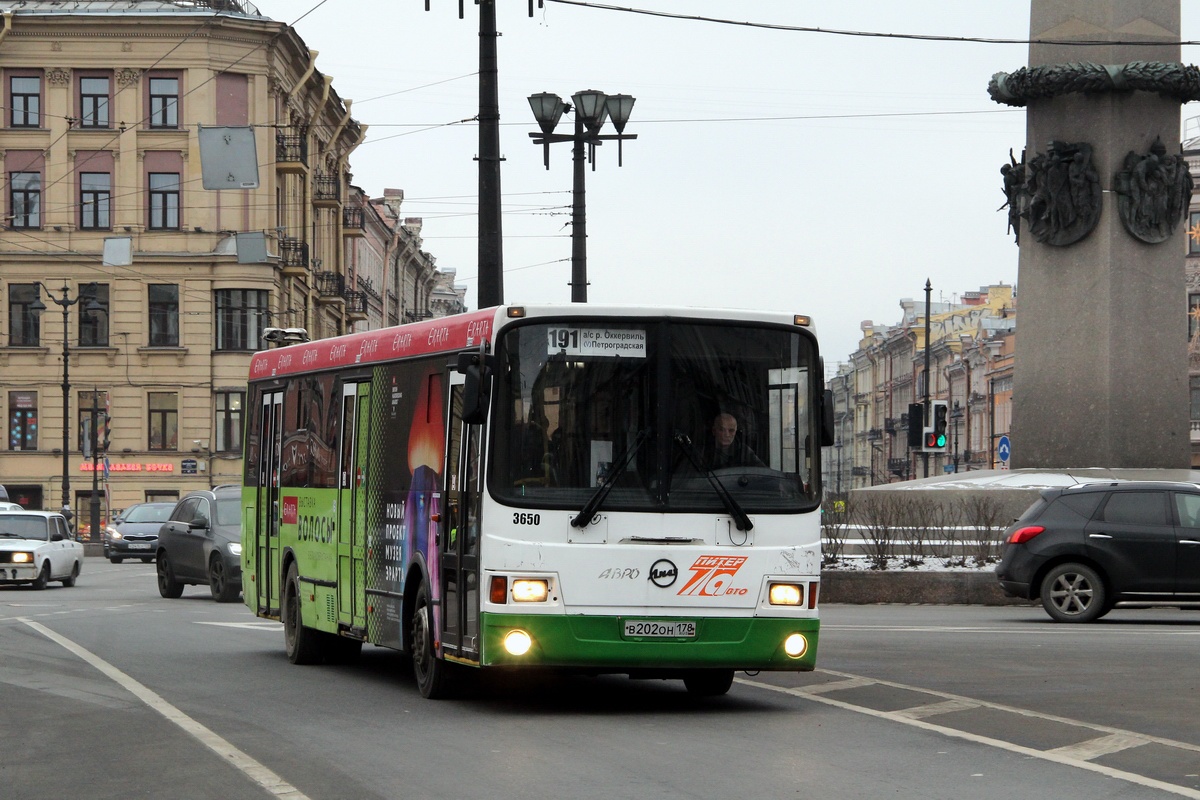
[248,308,497,380]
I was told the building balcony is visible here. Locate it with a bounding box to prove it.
[344,291,368,321]
[313,173,341,207]
[866,428,883,441]
[315,271,345,305]
[342,206,365,236]
[275,130,308,173]
[278,237,309,277]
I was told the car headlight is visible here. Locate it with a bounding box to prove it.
[106,527,122,540]
[11,552,33,564]
[228,542,242,556]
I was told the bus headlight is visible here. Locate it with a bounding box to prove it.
[784,633,808,658]
[504,629,533,656]
[512,579,548,602]
[769,582,802,606]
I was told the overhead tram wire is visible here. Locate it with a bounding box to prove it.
[542,0,1200,47]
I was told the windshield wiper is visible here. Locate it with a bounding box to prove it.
[571,428,650,529]
[672,433,754,532]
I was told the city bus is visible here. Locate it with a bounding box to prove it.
[242,304,832,698]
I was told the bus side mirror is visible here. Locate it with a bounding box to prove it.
[820,389,835,448]
[457,351,493,425]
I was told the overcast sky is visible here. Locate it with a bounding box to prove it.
[248,0,1200,369]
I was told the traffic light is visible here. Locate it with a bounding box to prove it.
[924,400,949,451]
[906,402,924,449]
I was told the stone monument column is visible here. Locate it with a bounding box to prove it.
[994,2,1191,469]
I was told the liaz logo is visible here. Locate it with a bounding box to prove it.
[677,555,749,596]
[281,496,298,525]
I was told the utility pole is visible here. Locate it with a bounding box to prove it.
[923,279,931,479]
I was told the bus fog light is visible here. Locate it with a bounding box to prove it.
[504,629,533,656]
[512,579,548,602]
[783,633,808,658]
[769,583,802,606]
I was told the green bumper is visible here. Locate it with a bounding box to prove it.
[481,613,819,671]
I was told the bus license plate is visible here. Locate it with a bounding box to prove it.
[623,620,696,639]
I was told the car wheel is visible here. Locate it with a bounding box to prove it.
[209,555,239,603]
[109,556,123,564]
[283,562,323,664]
[412,581,453,698]
[31,562,50,591]
[141,557,153,564]
[61,562,80,588]
[1041,563,1107,623]
[682,669,735,697]
[157,553,184,599]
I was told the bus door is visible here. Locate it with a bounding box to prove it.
[256,390,283,615]
[440,372,481,660]
[337,381,370,634]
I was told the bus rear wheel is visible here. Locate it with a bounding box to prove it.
[682,669,735,697]
[412,582,452,699]
[283,562,322,665]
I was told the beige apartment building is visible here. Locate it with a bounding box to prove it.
[0,1,463,535]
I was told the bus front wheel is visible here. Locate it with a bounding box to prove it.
[283,562,322,665]
[412,582,452,699]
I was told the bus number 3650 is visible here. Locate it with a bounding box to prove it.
[513,513,541,526]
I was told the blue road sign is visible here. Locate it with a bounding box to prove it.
[997,435,1011,463]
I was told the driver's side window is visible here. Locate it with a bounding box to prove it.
[171,498,197,522]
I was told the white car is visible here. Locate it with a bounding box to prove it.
[0,511,83,589]
[0,502,23,511]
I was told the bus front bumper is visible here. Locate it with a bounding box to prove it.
[480,613,819,672]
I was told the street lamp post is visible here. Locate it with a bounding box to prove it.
[29,283,102,529]
[529,90,637,303]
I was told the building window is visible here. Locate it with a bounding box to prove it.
[215,289,269,351]
[1190,211,1200,256]
[80,172,111,229]
[149,284,179,346]
[10,171,41,228]
[10,76,40,127]
[79,284,109,347]
[77,390,108,453]
[148,77,179,128]
[79,76,110,128]
[1192,377,1200,422]
[216,391,244,453]
[8,391,38,451]
[148,173,180,229]
[8,284,41,346]
[148,392,178,451]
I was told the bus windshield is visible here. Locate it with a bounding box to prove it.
[491,319,820,513]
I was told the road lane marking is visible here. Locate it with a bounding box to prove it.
[195,621,283,631]
[1046,733,1151,761]
[19,618,311,800]
[793,676,874,694]
[824,624,1200,637]
[893,698,980,719]
[739,670,1200,799]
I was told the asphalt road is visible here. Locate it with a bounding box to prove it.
[2,558,1197,800]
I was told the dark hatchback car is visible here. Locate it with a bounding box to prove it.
[104,502,176,563]
[997,481,1200,622]
[156,485,242,603]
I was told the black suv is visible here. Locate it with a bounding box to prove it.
[156,485,242,603]
[997,481,1200,622]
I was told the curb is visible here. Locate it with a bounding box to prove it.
[821,570,1034,606]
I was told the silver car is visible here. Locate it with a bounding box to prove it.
[104,502,176,563]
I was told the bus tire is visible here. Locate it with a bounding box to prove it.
[412,581,452,699]
[682,669,735,697]
[283,562,323,665]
